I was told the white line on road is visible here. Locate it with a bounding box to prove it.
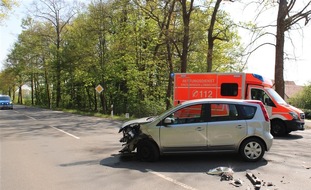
[50,126,80,139]
[26,115,37,120]
[15,110,80,139]
[15,111,37,120]
[146,169,197,190]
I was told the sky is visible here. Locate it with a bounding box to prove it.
[1,0,310,86]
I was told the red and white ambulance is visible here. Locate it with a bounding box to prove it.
[173,73,305,136]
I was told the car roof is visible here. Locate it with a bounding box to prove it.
[181,98,261,105]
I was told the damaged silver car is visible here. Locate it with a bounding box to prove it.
[119,99,273,162]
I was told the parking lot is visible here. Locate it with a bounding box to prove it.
[1,106,310,190]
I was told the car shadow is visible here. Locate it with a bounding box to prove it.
[274,133,304,140]
[99,152,268,174]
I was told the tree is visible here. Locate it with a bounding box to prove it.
[275,0,311,98]
[30,0,77,107]
[206,0,235,72]
[0,0,244,116]
[0,0,18,24]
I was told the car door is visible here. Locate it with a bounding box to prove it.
[207,103,247,149]
[159,104,208,150]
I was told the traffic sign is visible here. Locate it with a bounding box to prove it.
[95,84,104,94]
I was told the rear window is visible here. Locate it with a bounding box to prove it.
[239,105,257,119]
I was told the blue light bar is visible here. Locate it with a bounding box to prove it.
[252,74,264,82]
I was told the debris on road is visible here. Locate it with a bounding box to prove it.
[246,171,261,190]
[230,179,243,187]
[207,167,240,185]
[220,172,233,181]
[207,167,234,182]
[207,167,234,176]
[207,168,278,189]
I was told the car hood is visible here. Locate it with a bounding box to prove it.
[280,103,304,114]
[119,117,155,132]
[288,104,304,114]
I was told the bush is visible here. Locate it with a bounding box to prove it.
[128,99,166,118]
[303,109,311,119]
[289,85,311,110]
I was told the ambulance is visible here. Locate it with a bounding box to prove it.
[173,73,305,136]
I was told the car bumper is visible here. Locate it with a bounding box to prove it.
[0,105,13,109]
[264,133,273,151]
[284,120,304,132]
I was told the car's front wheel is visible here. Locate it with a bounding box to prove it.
[271,120,286,136]
[136,139,159,162]
[239,138,265,162]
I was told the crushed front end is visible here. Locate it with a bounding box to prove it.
[119,123,142,153]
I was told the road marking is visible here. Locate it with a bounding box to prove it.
[50,126,80,139]
[14,110,80,139]
[14,110,37,120]
[146,169,197,190]
[26,115,37,120]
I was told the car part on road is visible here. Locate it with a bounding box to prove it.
[207,167,234,176]
[246,171,262,190]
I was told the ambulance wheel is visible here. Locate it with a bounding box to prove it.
[271,120,286,136]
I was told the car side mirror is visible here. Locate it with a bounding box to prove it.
[164,117,174,124]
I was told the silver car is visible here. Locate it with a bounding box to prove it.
[119,99,273,162]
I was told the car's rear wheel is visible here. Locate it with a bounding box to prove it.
[137,139,159,162]
[240,138,265,162]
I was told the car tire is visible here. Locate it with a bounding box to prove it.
[239,138,265,162]
[271,120,286,136]
[137,140,159,162]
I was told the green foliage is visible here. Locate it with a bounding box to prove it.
[289,85,311,110]
[0,0,18,24]
[302,109,311,119]
[0,0,244,117]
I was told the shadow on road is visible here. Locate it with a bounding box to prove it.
[0,105,121,139]
[99,152,268,174]
[274,133,303,140]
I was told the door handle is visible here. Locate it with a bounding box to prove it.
[236,125,245,129]
[196,127,204,131]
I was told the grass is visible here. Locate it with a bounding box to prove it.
[56,108,133,121]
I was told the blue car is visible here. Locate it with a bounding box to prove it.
[0,95,13,110]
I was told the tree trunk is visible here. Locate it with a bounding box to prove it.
[18,85,22,104]
[275,0,287,98]
[180,0,194,73]
[31,73,34,105]
[44,65,51,109]
[207,0,222,72]
[166,41,174,110]
[181,12,189,73]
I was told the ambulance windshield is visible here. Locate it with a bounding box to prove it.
[266,88,287,104]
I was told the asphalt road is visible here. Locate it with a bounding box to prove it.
[1,105,311,190]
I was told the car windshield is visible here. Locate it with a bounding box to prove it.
[266,88,287,104]
[0,96,10,101]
